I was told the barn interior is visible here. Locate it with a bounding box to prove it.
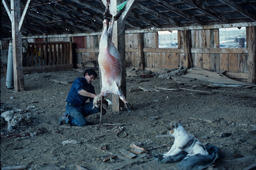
[1,0,256,169]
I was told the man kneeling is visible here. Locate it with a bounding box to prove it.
[59,69,105,126]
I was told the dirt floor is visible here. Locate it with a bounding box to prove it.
[1,68,256,170]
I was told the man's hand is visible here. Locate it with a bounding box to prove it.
[78,89,96,99]
[93,95,109,109]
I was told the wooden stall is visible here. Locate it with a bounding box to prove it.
[23,41,73,73]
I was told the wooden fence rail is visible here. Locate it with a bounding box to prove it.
[23,42,73,73]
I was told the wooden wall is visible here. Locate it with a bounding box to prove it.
[74,28,250,80]
[74,35,100,68]
[23,41,73,73]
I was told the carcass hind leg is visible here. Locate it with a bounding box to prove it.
[119,95,132,112]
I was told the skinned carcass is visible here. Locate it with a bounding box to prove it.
[93,6,130,111]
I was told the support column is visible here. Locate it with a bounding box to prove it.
[11,0,24,91]
[138,33,145,70]
[247,26,256,83]
[181,30,193,68]
[111,0,126,112]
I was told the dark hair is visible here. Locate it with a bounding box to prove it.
[84,69,97,79]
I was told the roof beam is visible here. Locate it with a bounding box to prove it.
[2,0,12,21]
[71,0,104,14]
[219,0,256,21]
[184,0,227,22]
[155,0,203,25]
[121,0,136,22]
[134,12,160,27]
[136,3,179,26]
[19,0,31,30]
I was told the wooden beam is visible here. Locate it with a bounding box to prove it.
[247,26,256,83]
[125,22,256,33]
[21,22,256,39]
[121,0,136,23]
[2,0,12,21]
[220,0,256,21]
[11,0,24,91]
[155,0,203,25]
[137,33,145,70]
[132,11,160,27]
[136,3,179,26]
[19,0,31,30]
[71,0,104,14]
[111,0,126,112]
[181,30,193,68]
[184,0,226,22]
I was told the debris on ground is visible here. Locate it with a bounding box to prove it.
[62,139,79,146]
[158,66,187,79]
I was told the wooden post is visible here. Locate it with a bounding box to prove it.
[69,37,73,65]
[137,33,145,70]
[182,30,193,68]
[247,26,256,83]
[11,0,24,91]
[111,0,125,112]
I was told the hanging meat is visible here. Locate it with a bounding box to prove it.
[93,3,130,111]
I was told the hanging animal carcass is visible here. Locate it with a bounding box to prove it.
[93,5,130,111]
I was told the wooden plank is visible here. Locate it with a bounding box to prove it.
[191,48,248,54]
[23,64,73,73]
[137,33,144,69]
[53,43,57,65]
[194,53,203,68]
[64,43,68,64]
[201,30,207,48]
[11,0,24,91]
[220,53,229,72]
[210,53,216,71]
[205,30,211,48]
[213,29,219,48]
[76,48,99,53]
[30,44,34,66]
[143,48,183,53]
[202,53,210,70]
[229,54,239,73]
[215,54,220,73]
[18,0,31,30]
[247,26,256,83]
[41,43,45,65]
[144,32,158,48]
[49,43,53,65]
[178,30,182,48]
[20,22,256,40]
[171,53,180,68]
[69,39,73,65]
[224,72,248,80]
[57,44,60,65]
[62,43,65,64]
[238,54,248,73]
[209,53,220,72]
[181,30,192,68]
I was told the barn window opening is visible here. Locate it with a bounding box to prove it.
[219,27,246,48]
[158,30,178,48]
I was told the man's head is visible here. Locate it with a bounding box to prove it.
[84,69,97,84]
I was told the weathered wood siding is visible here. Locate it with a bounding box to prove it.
[74,28,250,80]
[75,35,100,68]
[23,41,73,73]
[190,29,248,77]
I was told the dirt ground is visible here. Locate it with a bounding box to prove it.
[1,68,256,170]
